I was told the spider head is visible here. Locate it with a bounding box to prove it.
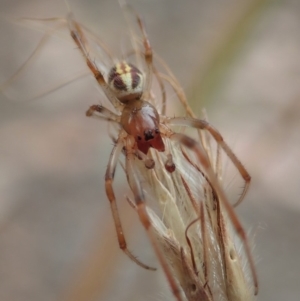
[108,62,144,103]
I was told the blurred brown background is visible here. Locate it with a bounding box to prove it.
[0,0,300,300]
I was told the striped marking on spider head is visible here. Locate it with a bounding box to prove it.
[108,62,144,103]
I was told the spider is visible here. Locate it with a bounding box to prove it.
[66,8,257,301]
[0,5,257,300]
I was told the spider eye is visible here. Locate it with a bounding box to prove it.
[108,62,144,103]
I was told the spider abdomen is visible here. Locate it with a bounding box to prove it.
[108,62,144,103]
[121,100,165,154]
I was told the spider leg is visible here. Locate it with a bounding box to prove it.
[153,65,167,115]
[163,131,258,295]
[165,117,251,207]
[105,139,155,270]
[67,14,122,110]
[86,104,120,120]
[126,151,184,301]
[135,14,153,95]
[0,20,66,93]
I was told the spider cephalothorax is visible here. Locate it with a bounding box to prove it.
[120,100,165,154]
